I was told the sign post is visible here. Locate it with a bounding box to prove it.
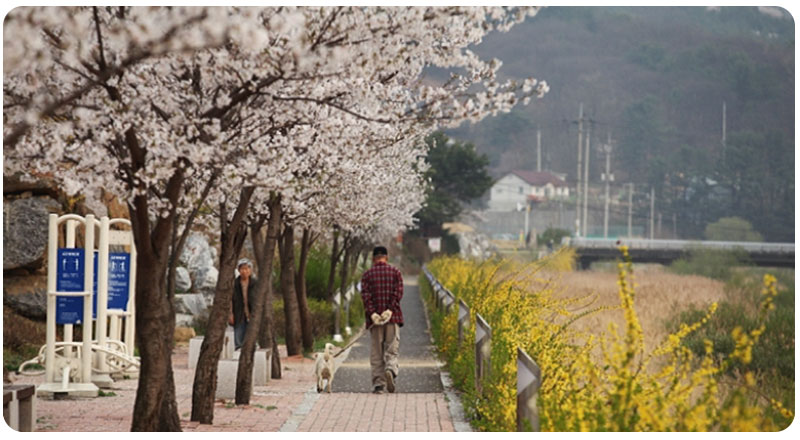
[40,214,99,397]
[95,218,137,380]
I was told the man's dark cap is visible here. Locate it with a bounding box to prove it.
[372,246,388,257]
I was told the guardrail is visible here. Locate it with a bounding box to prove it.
[422,266,542,432]
[564,237,795,269]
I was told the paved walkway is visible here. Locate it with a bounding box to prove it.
[284,275,462,432]
[10,274,469,432]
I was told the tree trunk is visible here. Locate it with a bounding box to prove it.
[337,237,352,334]
[295,228,315,353]
[129,132,184,432]
[256,206,282,379]
[325,226,340,302]
[347,240,361,286]
[191,187,254,424]
[130,255,173,431]
[339,239,352,304]
[235,195,281,404]
[279,224,303,356]
[158,357,181,430]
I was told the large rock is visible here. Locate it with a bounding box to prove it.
[175,267,192,293]
[193,266,218,292]
[3,196,61,270]
[174,293,207,316]
[3,288,47,321]
[179,234,218,293]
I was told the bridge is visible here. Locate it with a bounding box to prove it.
[563,237,795,270]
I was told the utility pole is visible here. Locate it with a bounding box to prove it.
[602,133,613,238]
[672,213,677,239]
[657,212,662,238]
[582,119,592,237]
[536,128,542,172]
[649,187,655,240]
[627,183,633,237]
[722,100,727,164]
[575,103,583,236]
[524,204,530,248]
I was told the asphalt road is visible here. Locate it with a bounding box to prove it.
[331,276,444,393]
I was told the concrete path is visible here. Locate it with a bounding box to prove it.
[331,275,443,394]
[282,275,465,432]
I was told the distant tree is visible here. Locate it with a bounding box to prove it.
[415,132,494,235]
[704,217,763,242]
[716,130,793,242]
[537,227,572,248]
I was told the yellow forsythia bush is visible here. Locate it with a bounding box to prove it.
[423,247,792,431]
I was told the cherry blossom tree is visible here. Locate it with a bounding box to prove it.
[4,6,548,430]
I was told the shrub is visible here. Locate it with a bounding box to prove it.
[669,272,794,426]
[272,298,334,340]
[537,227,572,248]
[191,309,210,336]
[704,217,763,242]
[424,247,792,431]
[669,248,750,281]
[304,244,339,301]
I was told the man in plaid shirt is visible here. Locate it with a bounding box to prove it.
[360,245,404,394]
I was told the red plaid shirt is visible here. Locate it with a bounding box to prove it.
[360,261,404,328]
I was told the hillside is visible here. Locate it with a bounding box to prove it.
[445,6,794,241]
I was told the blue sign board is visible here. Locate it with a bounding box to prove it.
[107,253,131,311]
[92,252,131,316]
[57,249,132,324]
[56,248,85,325]
[92,252,132,317]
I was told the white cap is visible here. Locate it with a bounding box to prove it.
[237,258,252,269]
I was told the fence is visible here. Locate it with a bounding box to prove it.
[422,265,542,432]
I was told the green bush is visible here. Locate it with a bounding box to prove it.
[537,227,571,248]
[3,346,42,373]
[191,310,210,336]
[272,298,334,340]
[668,248,750,281]
[271,288,365,340]
[704,216,763,242]
[304,245,340,301]
[344,289,365,330]
[667,271,794,426]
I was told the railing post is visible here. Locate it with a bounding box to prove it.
[475,313,491,393]
[517,347,542,431]
[443,290,455,314]
[457,299,470,347]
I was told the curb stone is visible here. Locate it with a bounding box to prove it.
[417,272,473,432]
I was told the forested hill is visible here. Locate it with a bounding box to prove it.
[446,6,794,242]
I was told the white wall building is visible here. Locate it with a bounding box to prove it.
[488,170,569,211]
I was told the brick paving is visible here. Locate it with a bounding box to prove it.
[21,345,318,432]
[295,393,454,432]
[11,275,465,432]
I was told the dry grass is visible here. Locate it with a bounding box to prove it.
[536,264,726,355]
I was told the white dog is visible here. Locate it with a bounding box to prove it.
[314,343,336,393]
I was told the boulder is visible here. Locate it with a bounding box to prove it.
[3,289,47,321]
[179,234,218,293]
[175,267,192,293]
[193,266,218,292]
[3,196,61,270]
[174,293,207,316]
[175,313,194,328]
